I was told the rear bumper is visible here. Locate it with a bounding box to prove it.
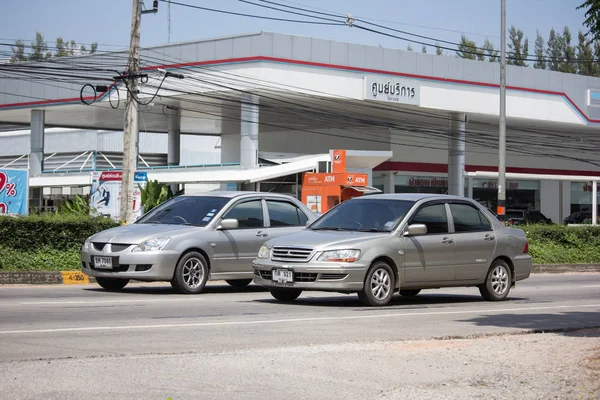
[513,254,533,282]
[81,249,180,281]
[252,259,368,292]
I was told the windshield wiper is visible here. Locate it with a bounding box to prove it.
[311,227,350,231]
[141,220,163,224]
[358,228,388,232]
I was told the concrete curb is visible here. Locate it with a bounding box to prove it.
[532,264,600,273]
[0,265,599,285]
[0,271,94,285]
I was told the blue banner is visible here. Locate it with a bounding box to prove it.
[0,169,29,216]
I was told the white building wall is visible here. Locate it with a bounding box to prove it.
[540,180,560,222]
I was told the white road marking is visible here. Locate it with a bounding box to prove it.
[580,285,600,288]
[1,303,599,335]
[19,298,203,305]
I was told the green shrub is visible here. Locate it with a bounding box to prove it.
[0,214,119,252]
[524,224,600,264]
[0,246,81,271]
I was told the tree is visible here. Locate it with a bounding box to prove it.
[406,44,413,52]
[546,28,563,71]
[422,45,427,53]
[533,29,547,69]
[560,27,577,73]
[55,37,69,57]
[9,40,27,63]
[577,30,597,75]
[456,35,484,60]
[435,42,444,56]
[483,39,498,62]
[29,31,51,61]
[507,25,529,66]
[8,33,100,63]
[578,0,600,40]
[69,40,77,56]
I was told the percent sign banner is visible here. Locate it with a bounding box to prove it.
[0,169,29,216]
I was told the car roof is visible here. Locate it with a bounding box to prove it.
[180,191,295,199]
[353,193,475,202]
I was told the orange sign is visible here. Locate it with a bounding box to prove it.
[331,150,346,173]
[302,172,368,186]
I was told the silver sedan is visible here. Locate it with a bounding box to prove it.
[80,192,317,293]
[252,194,532,306]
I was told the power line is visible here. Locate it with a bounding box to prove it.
[157,0,344,25]
[274,0,501,39]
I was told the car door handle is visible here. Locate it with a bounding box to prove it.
[442,237,453,244]
[484,235,495,241]
[255,231,268,237]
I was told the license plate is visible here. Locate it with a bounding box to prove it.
[94,256,113,269]
[272,269,293,283]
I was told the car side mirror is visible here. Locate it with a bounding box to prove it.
[217,218,239,230]
[404,223,427,236]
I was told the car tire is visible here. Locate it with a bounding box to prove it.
[358,261,396,306]
[269,287,302,302]
[171,252,209,294]
[96,277,129,291]
[479,259,512,301]
[226,279,253,288]
[399,289,421,297]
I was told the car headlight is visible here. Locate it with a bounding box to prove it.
[132,237,172,252]
[82,237,91,252]
[257,245,270,259]
[317,249,361,263]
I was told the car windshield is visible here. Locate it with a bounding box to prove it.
[309,199,415,232]
[136,196,230,227]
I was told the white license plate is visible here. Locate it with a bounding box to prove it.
[272,269,293,283]
[94,256,113,269]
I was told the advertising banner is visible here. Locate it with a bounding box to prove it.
[0,169,29,216]
[90,171,147,222]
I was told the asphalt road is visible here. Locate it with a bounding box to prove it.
[1,274,600,399]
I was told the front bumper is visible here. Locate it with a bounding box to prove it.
[81,248,180,281]
[252,259,369,292]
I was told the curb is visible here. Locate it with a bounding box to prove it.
[1,265,599,285]
[0,271,93,285]
[532,264,600,273]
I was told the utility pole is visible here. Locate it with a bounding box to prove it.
[497,0,507,217]
[121,0,157,225]
[168,0,172,43]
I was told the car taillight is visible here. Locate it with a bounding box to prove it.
[523,240,529,253]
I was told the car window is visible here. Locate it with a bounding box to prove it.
[309,199,415,232]
[506,211,524,219]
[266,200,308,227]
[479,211,492,231]
[527,211,545,221]
[222,199,264,229]
[450,203,492,232]
[136,196,230,227]
[410,203,448,234]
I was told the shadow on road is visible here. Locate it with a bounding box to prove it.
[459,311,600,337]
[253,293,528,309]
[83,283,269,295]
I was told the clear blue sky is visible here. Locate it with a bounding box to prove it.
[0,0,589,55]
